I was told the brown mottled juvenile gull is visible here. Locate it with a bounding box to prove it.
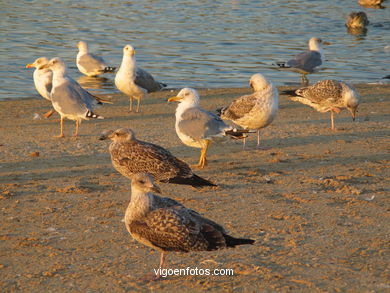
[99,128,216,187]
[168,88,249,168]
[26,57,55,118]
[346,12,369,29]
[276,37,325,84]
[76,41,116,77]
[358,0,384,8]
[219,73,279,149]
[283,80,360,130]
[115,44,166,112]
[41,57,108,137]
[125,173,254,279]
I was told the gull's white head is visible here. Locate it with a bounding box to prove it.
[167,88,200,106]
[26,57,50,70]
[308,37,323,51]
[131,173,161,194]
[77,41,89,52]
[249,73,271,92]
[123,44,136,57]
[41,57,67,73]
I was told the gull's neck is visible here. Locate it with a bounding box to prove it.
[309,42,325,61]
[51,67,67,85]
[125,189,153,222]
[119,54,137,78]
[175,100,198,119]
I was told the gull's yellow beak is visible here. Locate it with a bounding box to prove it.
[167,96,182,102]
[26,63,34,68]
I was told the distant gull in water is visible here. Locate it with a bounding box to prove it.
[168,88,249,168]
[76,41,116,77]
[41,57,110,137]
[219,73,279,149]
[26,57,55,118]
[124,173,254,279]
[276,37,325,84]
[346,12,369,29]
[283,80,360,130]
[115,44,166,112]
[99,128,216,187]
[346,12,369,35]
[358,0,384,8]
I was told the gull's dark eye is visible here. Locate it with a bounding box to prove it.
[139,180,145,184]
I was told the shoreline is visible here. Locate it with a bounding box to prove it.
[1,84,389,292]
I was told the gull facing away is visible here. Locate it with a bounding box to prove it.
[168,88,249,168]
[41,57,110,137]
[125,173,254,279]
[346,12,369,29]
[115,44,167,112]
[346,12,369,36]
[276,37,324,84]
[26,57,55,118]
[99,128,216,188]
[219,73,279,149]
[76,41,116,77]
[283,80,360,130]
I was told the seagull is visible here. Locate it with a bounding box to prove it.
[346,12,369,35]
[26,57,55,118]
[115,44,166,112]
[276,37,325,84]
[358,0,384,8]
[125,173,254,279]
[283,80,360,130]
[219,73,279,149]
[41,57,109,138]
[168,88,249,168]
[346,12,369,29]
[76,41,116,77]
[99,128,216,187]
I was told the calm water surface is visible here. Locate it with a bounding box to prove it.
[1,1,389,100]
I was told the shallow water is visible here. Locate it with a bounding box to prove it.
[1,0,389,100]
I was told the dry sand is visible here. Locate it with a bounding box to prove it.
[0,84,389,292]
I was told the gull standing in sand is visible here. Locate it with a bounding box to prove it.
[276,37,325,84]
[76,41,116,77]
[219,73,279,149]
[115,44,166,112]
[125,173,254,279]
[41,57,108,137]
[168,88,249,168]
[283,80,360,130]
[26,57,55,118]
[99,128,216,187]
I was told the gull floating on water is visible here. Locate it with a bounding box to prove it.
[125,173,254,279]
[99,128,216,187]
[168,88,249,168]
[115,44,166,112]
[41,57,110,137]
[76,41,116,77]
[283,80,360,130]
[276,37,324,84]
[358,0,384,8]
[346,12,369,36]
[26,57,55,118]
[219,73,279,149]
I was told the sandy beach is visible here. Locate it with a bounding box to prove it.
[0,84,389,292]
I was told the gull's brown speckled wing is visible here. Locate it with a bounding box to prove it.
[221,94,257,120]
[129,205,227,252]
[110,140,193,182]
[297,80,343,105]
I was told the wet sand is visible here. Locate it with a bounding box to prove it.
[0,84,389,292]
